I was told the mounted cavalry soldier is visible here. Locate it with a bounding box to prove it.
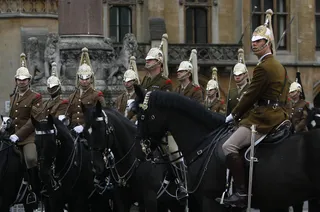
[174,49,203,103]
[227,48,250,115]
[140,34,172,92]
[219,9,289,208]
[287,82,309,133]
[116,56,139,122]
[203,67,225,113]
[9,53,43,207]
[39,62,68,120]
[66,47,106,133]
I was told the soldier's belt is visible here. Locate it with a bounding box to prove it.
[257,99,285,107]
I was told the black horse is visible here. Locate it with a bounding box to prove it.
[0,116,48,212]
[133,87,320,211]
[82,102,186,212]
[307,107,320,130]
[31,115,111,212]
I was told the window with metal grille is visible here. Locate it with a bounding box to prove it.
[109,6,132,42]
[251,0,289,50]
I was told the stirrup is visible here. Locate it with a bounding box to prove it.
[26,191,37,205]
[176,186,188,200]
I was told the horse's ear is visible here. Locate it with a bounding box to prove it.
[48,114,54,126]
[134,84,145,104]
[31,116,38,127]
[81,102,86,113]
[96,100,102,112]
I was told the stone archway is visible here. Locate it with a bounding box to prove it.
[313,81,320,107]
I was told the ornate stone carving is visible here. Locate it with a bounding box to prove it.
[26,37,45,84]
[44,33,62,80]
[0,0,58,14]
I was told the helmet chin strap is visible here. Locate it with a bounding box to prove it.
[145,60,161,71]
[252,40,269,53]
[177,72,190,81]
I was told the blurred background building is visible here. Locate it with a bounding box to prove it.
[0,0,319,114]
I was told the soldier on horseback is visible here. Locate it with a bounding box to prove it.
[203,67,225,113]
[227,48,250,115]
[140,34,172,92]
[66,47,106,132]
[219,9,289,208]
[115,56,139,122]
[9,53,43,207]
[174,49,203,103]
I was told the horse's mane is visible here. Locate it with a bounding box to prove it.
[149,91,225,127]
[52,118,74,142]
[104,109,137,134]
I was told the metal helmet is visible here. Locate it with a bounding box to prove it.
[47,62,61,88]
[76,47,95,87]
[233,48,248,76]
[145,47,163,63]
[206,79,219,91]
[289,82,302,93]
[251,9,276,54]
[177,61,193,72]
[123,69,138,82]
[15,53,32,80]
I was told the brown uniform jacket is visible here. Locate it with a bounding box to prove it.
[203,98,226,114]
[232,54,289,134]
[10,89,43,146]
[140,73,173,92]
[174,83,203,104]
[39,96,69,119]
[286,99,308,133]
[227,83,250,115]
[68,87,106,126]
[115,92,137,122]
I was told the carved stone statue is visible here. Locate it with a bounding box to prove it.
[26,37,45,84]
[106,33,138,85]
[44,33,63,79]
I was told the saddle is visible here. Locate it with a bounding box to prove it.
[259,119,292,144]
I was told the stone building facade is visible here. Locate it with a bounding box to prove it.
[0,0,319,115]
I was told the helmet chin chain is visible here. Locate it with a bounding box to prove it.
[252,40,269,53]
[145,60,161,71]
[177,72,190,81]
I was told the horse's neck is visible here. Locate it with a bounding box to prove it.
[55,137,75,170]
[168,113,214,157]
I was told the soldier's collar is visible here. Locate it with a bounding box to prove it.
[18,88,30,97]
[257,52,272,65]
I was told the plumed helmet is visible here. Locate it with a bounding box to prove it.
[123,69,138,82]
[206,79,219,91]
[233,48,248,76]
[145,47,163,63]
[289,82,302,93]
[77,47,93,80]
[47,62,61,88]
[177,61,193,72]
[251,25,273,42]
[15,53,32,80]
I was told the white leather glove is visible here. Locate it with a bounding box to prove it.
[127,99,135,111]
[58,115,66,121]
[9,134,19,143]
[225,114,234,123]
[73,125,84,134]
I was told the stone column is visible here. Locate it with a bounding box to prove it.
[58,0,103,35]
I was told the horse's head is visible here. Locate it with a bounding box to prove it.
[31,115,57,187]
[133,85,168,150]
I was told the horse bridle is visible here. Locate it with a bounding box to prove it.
[35,125,79,191]
[95,111,138,187]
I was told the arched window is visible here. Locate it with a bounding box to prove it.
[109,6,132,42]
[251,0,289,50]
[186,7,208,44]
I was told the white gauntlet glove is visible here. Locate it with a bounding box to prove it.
[73,125,84,134]
[9,134,19,143]
[225,114,234,123]
[58,115,66,121]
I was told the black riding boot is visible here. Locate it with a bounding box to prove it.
[221,153,247,208]
[26,167,38,209]
[171,161,188,200]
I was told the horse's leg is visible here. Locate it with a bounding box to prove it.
[68,194,90,212]
[202,195,227,212]
[144,190,158,212]
[260,208,288,212]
